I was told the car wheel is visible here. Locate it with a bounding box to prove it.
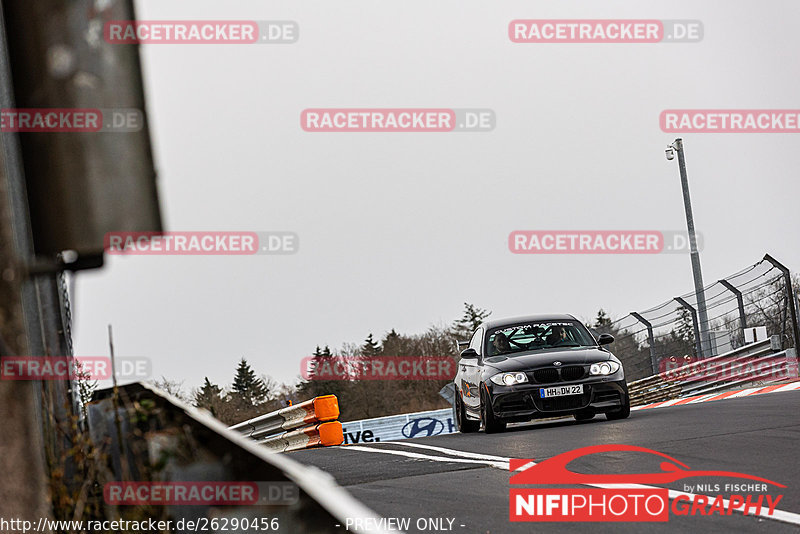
[456,392,480,433]
[605,396,631,420]
[574,410,595,421]
[480,387,506,434]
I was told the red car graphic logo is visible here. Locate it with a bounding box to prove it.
[510,444,785,487]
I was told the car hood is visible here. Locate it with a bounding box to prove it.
[483,347,612,372]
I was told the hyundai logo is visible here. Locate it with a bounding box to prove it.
[402,418,445,439]
[553,361,562,366]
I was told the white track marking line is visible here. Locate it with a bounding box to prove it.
[385,441,511,462]
[343,445,508,469]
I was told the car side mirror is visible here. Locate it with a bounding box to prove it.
[597,333,614,345]
[460,348,479,359]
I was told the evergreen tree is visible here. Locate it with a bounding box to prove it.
[297,344,340,400]
[231,358,268,405]
[194,377,224,415]
[361,333,381,356]
[306,345,333,380]
[451,303,492,339]
[593,309,613,332]
[675,307,696,345]
[381,329,402,356]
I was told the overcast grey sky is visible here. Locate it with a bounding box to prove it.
[74,0,800,392]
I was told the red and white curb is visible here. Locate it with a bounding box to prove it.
[632,379,800,411]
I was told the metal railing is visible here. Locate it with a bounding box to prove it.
[597,255,799,381]
[627,337,798,406]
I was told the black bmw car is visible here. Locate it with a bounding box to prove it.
[454,314,630,433]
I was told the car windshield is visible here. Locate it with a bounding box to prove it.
[486,321,596,357]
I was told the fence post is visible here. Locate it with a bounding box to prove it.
[764,254,800,350]
[674,297,703,359]
[718,278,747,344]
[630,312,657,374]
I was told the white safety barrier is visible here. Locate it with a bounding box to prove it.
[340,407,455,444]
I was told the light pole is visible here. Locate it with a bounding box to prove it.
[665,138,711,358]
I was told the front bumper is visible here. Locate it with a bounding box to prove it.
[486,378,628,421]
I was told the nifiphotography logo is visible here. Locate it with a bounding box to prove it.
[510,444,785,522]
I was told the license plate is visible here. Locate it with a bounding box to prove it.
[539,384,583,398]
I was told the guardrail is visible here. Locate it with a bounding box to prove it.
[628,338,798,406]
[230,395,344,452]
[88,384,389,533]
[257,421,344,452]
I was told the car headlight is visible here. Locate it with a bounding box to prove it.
[589,361,621,376]
[490,372,529,386]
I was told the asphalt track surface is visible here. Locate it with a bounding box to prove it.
[291,389,800,534]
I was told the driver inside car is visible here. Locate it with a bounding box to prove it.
[491,332,512,355]
[546,325,570,346]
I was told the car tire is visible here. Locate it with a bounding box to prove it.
[480,388,506,434]
[574,410,595,421]
[456,392,480,433]
[605,396,631,420]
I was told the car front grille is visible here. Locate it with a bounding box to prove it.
[532,368,559,383]
[560,366,585,381]
[529,366,587,384]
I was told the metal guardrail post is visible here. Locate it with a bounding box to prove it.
[719,278,747,344]
[674,297,703,359]
[2,0,161,264]
[630,312,657,374]
[0,4,64,522]
[764,254,800,351]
